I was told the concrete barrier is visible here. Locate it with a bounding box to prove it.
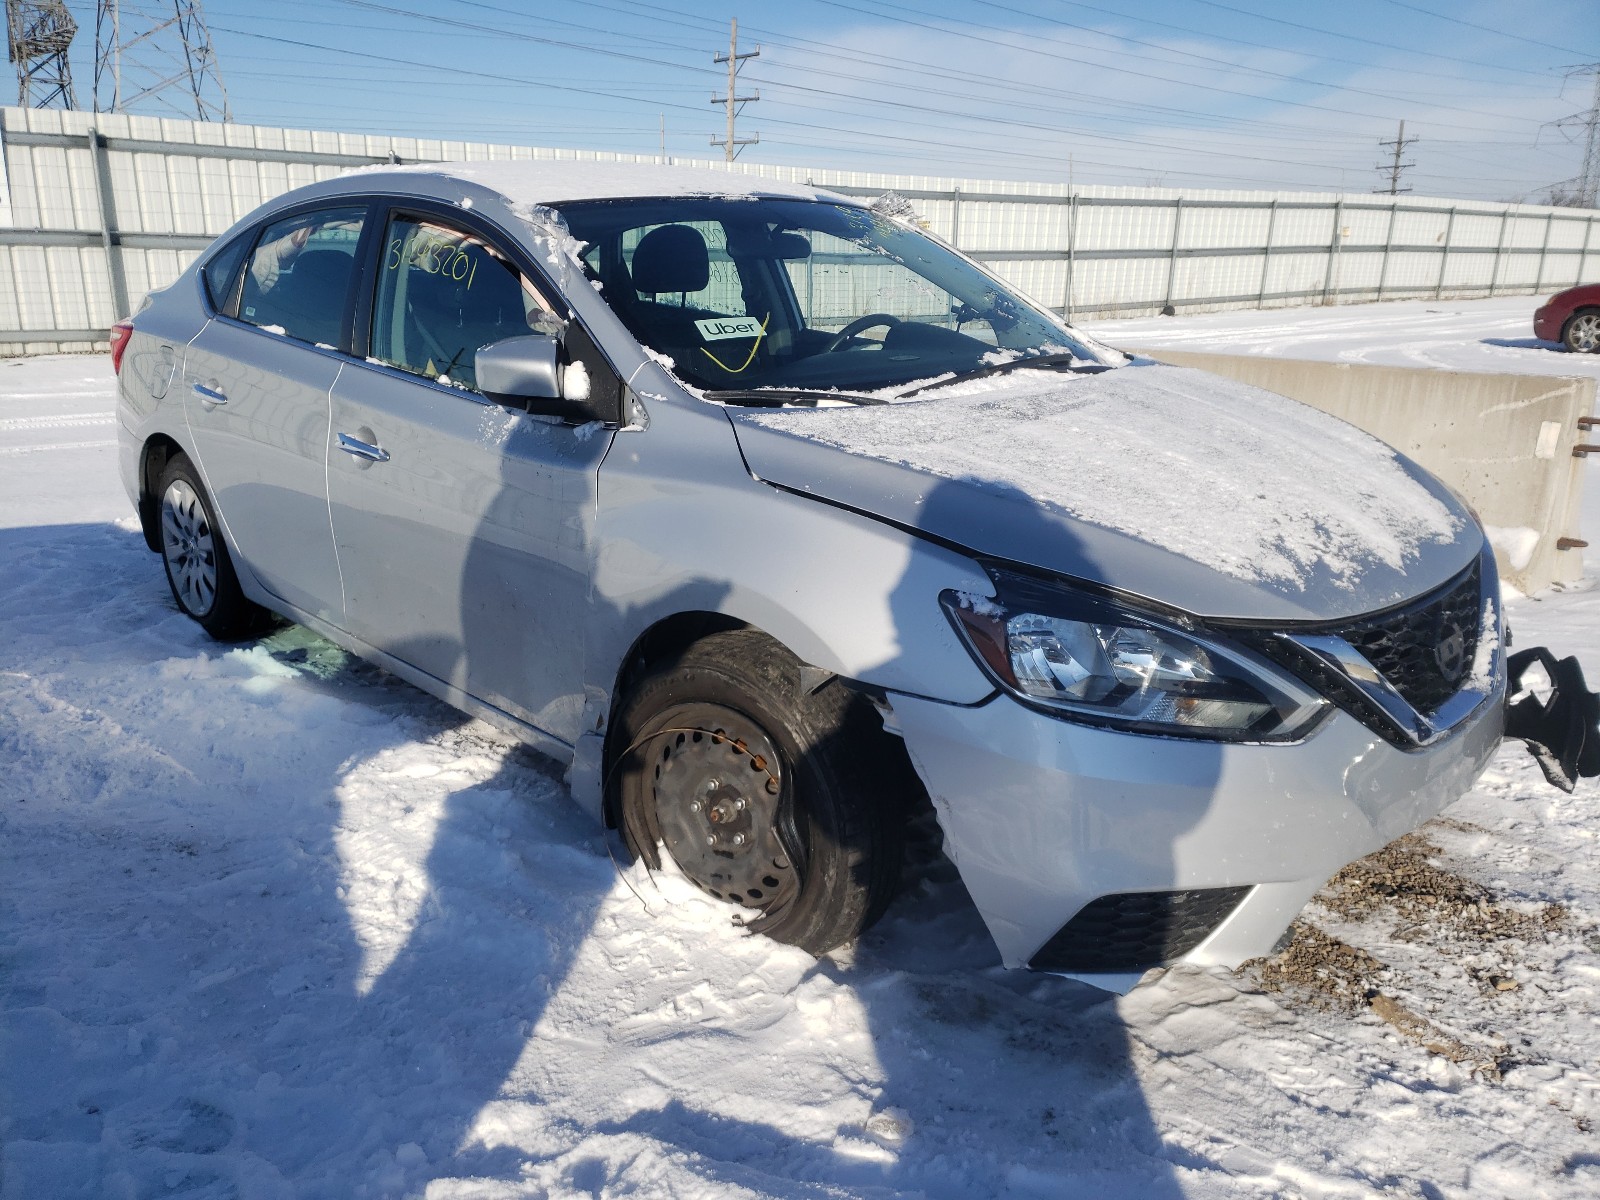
[1125,350,1593,595]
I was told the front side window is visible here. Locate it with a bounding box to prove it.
[237,206,366,346]
[559,197,1100,394]
[370,215,559,392]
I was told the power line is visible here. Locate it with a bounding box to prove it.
[1181,0,1557,77]
[449,0,1556,161]
[954,0,1552,117]
[208,24,1372,189]
[1377,0,1573,55]
[804,0,1546,133]
[304,1,1393,175]
[1050,0,1557,85]
[202,0,1572,197]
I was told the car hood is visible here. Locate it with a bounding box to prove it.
[726,362,1480,623]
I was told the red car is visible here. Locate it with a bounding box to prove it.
[1534,284,1600,352]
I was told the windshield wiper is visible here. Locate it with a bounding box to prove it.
[702,387,889,408]
[893,353,1110,399]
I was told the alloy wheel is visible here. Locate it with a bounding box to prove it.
[1568,313,1600,352]
[161,478,218,617]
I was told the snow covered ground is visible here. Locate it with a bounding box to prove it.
[4,342,1600,1199]
[1081,295,1600,380]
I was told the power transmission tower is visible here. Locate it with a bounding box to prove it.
[94,1,231,122]
[710,17,758,162]
[1375,119,1417,195]
[6,0,77,109]
[1550,65,1600,207]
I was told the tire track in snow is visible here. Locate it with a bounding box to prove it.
[0,413,116,432]
[0,440,118,455]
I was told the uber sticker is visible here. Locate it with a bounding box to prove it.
[695,316,764,341]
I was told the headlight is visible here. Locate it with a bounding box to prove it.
[941,572,1330,742]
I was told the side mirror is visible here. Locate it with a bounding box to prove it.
[476,334,561,405]
[476,334,608,423]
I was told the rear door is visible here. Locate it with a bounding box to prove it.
[181,203,371,624]
[326,206,614,745]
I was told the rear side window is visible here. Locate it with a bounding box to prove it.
[200,233,251,312]
[237,206,366,346]
[369,215,559,391]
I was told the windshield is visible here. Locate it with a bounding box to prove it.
[553,197,1107,395]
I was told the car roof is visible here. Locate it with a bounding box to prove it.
[338,159,857,209]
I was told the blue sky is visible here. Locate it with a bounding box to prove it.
[66,0,1600,200]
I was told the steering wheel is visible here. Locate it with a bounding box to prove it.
[822,313,901,353]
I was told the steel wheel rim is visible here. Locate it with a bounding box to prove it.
[1571,314,1600,352]
[646,703,802,916]
[161,479,219,617]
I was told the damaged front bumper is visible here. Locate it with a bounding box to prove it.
[886,633,1600,993]
[887,684,1507,988]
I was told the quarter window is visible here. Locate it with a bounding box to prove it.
[201,232,251,312]
[237,206,366,346]
[370,216,558,392]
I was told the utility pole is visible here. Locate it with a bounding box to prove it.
[1375,120,1417,195]
[1551,65,1600,207]
[6,0,77,109]
[94,1,231,122]
[710,18,759,162]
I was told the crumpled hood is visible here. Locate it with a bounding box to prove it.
[728,363,1480,623]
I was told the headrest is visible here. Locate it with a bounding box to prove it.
[284,250,350,292]
[631,224,709,295]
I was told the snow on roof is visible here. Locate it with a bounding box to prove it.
[359,159,847,207]
[741,364,1463,589]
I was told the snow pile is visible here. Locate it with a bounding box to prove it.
[1487,524,1542,573]
[560,359,591,402]
[743,364,1462,588]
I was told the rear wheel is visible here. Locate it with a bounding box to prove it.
[157,454,271,640]
[1563,310,1600,353]
[612,629,905,955]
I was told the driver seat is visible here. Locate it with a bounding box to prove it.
[628,225,714,352]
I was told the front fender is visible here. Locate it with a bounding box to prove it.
[569,390,996,819]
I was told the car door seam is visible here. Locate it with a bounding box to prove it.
[325,359,349,621]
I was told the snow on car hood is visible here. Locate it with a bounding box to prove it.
[729,362,1478,623]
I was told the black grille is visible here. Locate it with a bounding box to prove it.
[1239,560,1483,748]
[1029,887,1252,973]
[1335,561,1481,717]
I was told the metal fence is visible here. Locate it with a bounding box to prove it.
[4,104,1599,355]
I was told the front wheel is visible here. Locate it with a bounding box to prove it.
[611,630,905,955]
[157,454,271,640]
[1563,310,1600,353]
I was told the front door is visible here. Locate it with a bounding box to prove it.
[327,210,612,746]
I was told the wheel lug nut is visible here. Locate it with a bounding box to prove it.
[689,800,702,813]
[734,798,745,811]
[732,833,747,846]
[705,835,717,846]
[704,779,720,793]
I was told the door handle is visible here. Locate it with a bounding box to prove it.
[192,382,228,407]
[337,432,391,463]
